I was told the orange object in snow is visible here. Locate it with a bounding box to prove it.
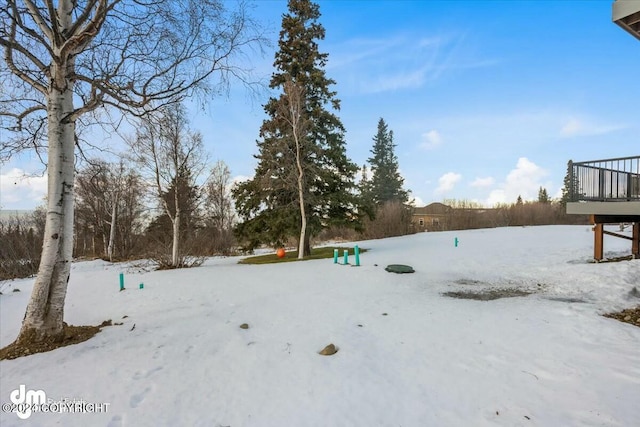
[276,248,286,258]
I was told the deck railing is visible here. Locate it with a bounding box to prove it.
[570,156,640,202]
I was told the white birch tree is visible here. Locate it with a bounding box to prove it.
[130,102,205,268]
[106,161,125,262]
[205,160,235,232]
[75,159,141,260]
[0,0,265,345]
[202,160,236,255]
[278,79,310,259]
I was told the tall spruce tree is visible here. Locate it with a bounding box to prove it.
[358,164,376,220]
[233,0,360,255]
[537,186,550,204]
[146,166,201,248]
[561,160,579,206]
[368,118,409,205]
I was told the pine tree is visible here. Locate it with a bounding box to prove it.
[147,166,201,247]
[233,0,360,255]
[358,164,376,219]
[367,118,409,205]
[537,186,550,204]
[560,160,579,206]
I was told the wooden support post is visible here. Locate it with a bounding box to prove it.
[593,222,604,262]
[633,222,640,259]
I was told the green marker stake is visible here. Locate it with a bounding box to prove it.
[139,283,144,289]
[119,273,124,291]
[354,245,360,266]
[333,249,339,264]
[454,237,459,247]
[343,249,349,265]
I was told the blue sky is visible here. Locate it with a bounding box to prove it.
[1,0,639,210]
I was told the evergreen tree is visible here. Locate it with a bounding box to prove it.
[560,160,579,206]
[537,186,550,204]
[233,0,360,255]
[358,164,376,220]
[367,118,409,205]
[147,166,201,247]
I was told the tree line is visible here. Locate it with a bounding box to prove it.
[441,197,588,232]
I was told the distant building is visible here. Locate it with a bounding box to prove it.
[412,203,452,231]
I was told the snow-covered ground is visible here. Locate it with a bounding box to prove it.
[1,225,639,427]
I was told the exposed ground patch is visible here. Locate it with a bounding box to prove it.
[453,279,488,286]
[589,255,635,264]
[447,278,545,300]
[0,320,115,360]
[546,297,588,303]
[603,306,640,328]
[443,288,534,301]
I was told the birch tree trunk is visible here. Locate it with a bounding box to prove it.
[172,208,181,267]
[19,72,75,342]
[281,80,309,260]
[294,125,307,260]
[107,190,119,262]
[102,230,108,258]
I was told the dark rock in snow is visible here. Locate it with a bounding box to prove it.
[319,343,338,356]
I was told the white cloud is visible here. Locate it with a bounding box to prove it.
[367,66,431,93]
[410,195,426,207]
[470,177,494,188]
[231,174,251,186]
[327,36,406,70]
[332,32,497,95]
[559,118,582,137]
[485,158,548,206]
[559,117,625,138]
[435,172,462,195]
[420,130,443,150]
[418,37,443,48]
[0,168,48,209]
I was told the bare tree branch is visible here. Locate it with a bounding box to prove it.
[23,0,54,41]
[1,0,268,158]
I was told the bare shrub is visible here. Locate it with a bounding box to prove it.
[423,199,590,232]
[144,238,205,270]
[190,227,238,257]
[508,202,589,226]
[362,201,414,240]
[0,212,44,280]
[314,226,359,244]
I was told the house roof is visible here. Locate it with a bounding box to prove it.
[413,202,452,215]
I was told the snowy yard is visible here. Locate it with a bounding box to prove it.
[1,225,639,427]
